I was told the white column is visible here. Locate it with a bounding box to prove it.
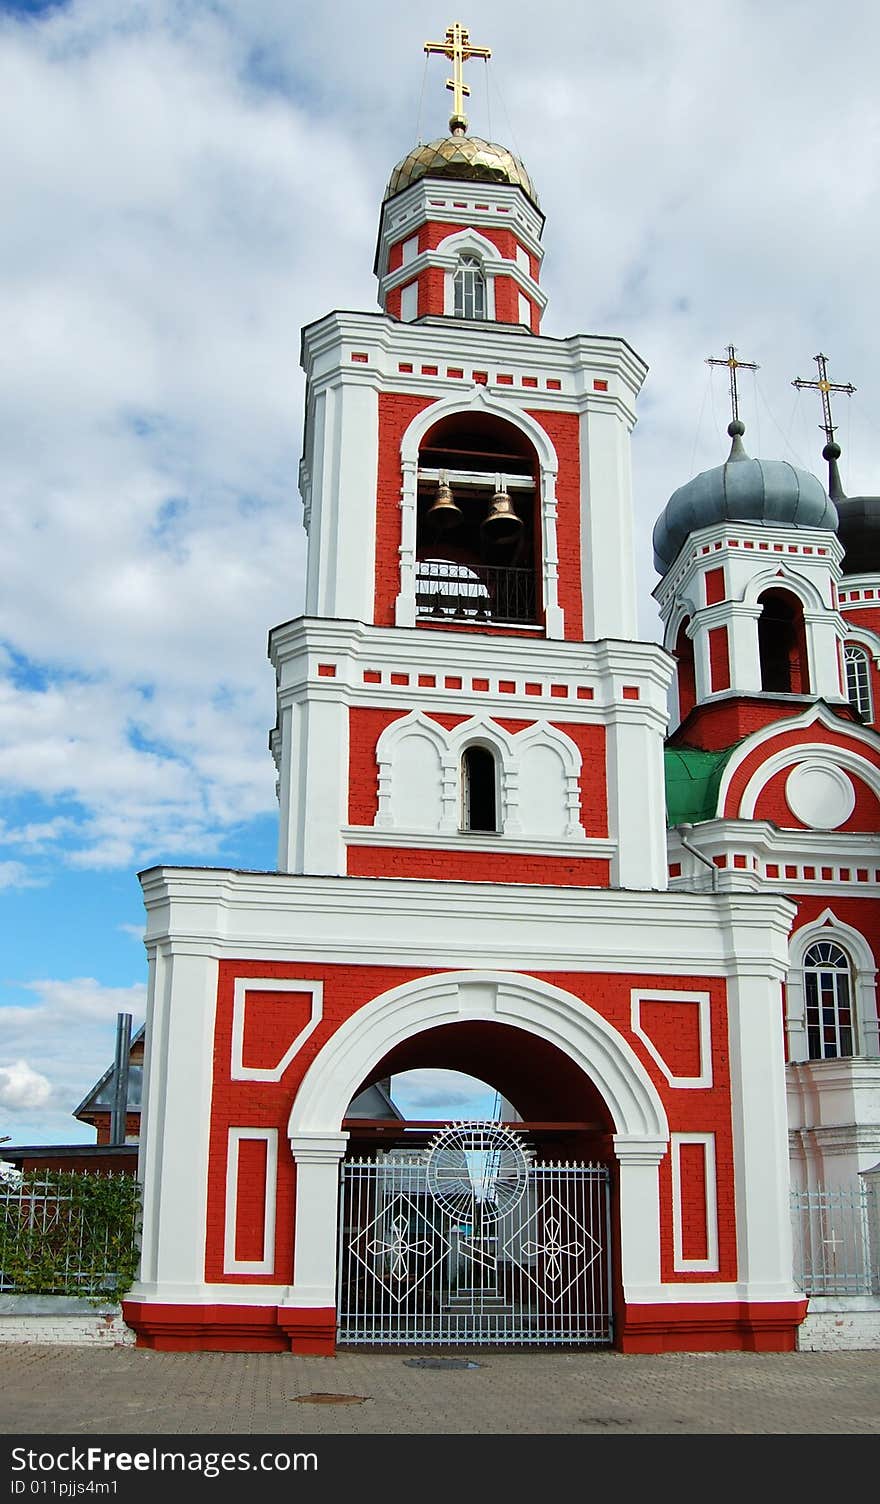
[395,458,418,628]
[291,698,349,876]
[579,406,638,640]
[606,716,668,889]
[804,610,847,699]
[725,959,800,1297]
[541,469,564,639]
[289,1134,349,1307]
[726,605,763,692]
[613,1136,668,1300]
[130,947,219,1298]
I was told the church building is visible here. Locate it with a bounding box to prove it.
[122,25,879,1354]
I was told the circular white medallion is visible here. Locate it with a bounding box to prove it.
[425,1121,529,1222]
[785,761,856,829]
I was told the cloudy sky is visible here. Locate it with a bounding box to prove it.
[1,0,877,1144]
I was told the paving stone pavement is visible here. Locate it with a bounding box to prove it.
[0,1344,878,1435]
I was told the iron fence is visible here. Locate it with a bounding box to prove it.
[415,561,537,624]
[790,1183,879,1296]
[0,1172,141,1298]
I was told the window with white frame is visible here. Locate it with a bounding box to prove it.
[844,644,873,722]
[461,744,498,832]
[803,940,855,1060]
[453,255,486,320]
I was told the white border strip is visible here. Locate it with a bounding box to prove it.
[631,989,713,1089]
[671,1132,718,1273]
[231,978,323,1082]
[223,1128,278,1276]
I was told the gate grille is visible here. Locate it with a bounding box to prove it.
[337,1148,612,1347]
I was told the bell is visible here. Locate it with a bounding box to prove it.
[425,479,463,533]
[481,488,523,542]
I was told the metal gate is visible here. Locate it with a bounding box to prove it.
[337,1123,613,1347]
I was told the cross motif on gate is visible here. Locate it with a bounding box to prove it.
[365,1214,434,1282]
[520,1214,586,1285]
[822,1226,843,1263]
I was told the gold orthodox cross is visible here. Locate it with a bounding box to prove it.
[424,21,491,131]
[792,353,856,445]
[705,344,759,425]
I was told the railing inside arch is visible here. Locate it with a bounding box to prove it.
[336,1124,613,1347]
[415,561,537,625]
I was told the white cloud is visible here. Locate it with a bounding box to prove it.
[0,1060,53,1113]
[0,978,146,1144]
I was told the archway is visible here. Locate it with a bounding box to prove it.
[288,972,669,1346]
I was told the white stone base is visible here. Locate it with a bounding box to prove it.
[797,1296,880,1351]
[0,1297,136,1346]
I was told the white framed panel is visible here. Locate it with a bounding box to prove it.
[223,1127,278,1277]
[631,989,713,1088]
[671,1132,718,1273]
[231,977,323,1082]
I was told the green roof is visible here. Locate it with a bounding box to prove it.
[664,745,738,826]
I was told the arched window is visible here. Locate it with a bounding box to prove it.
[803,941,854,1060]
[453,255,486,320]
[845,644,873,722]
[758,588,810,694]
[461,745,498,832]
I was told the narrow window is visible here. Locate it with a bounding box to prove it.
[461,745,497,831]
[845,644,873,722]
[803,941,854,1060]
[453,256,486,320]
[758,589,810,693]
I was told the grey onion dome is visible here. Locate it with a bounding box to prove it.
[652,420,838,574]
[824,441,880,575]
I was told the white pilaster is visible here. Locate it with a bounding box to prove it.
[613,1136,667,1296]
[130,947,219,1295]
[579,406,638,640]
[289,1133,349,1307]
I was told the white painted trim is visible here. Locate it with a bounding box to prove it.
[231,978,323,1082]
[737,741,880,821]
[742,565,828,612]
[843,625,880,663]
[716,702,880,816]
[631,990,713,1088]
[671,1133,719,1273]
[223,1128,278,1277]
[289,970,669,1140]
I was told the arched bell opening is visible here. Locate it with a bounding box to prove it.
[758,587,811,694]
[414,410,540,626]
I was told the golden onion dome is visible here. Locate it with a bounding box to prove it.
[384,134,540,209]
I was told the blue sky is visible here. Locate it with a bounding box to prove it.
[1,0,878,1143]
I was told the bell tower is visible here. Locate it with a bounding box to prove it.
[269,34,671,891]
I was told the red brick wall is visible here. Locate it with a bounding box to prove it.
[752,767,878,831]
[375,392,436,624]
[204,961,736,1288]
[705,566,725,606]
[722,720,880,818]
[708,626,731,692]
[526,408,584,641]
[671,696,857,752]
[347,846,611,884]
[347,709,608,844]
